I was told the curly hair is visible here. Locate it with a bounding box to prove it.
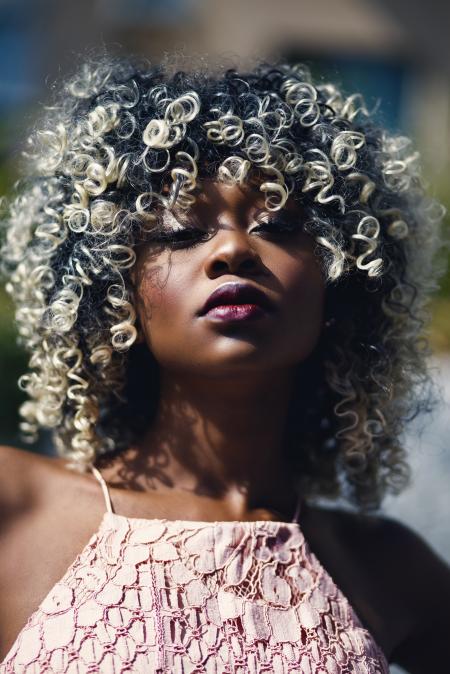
[1,52,447,512]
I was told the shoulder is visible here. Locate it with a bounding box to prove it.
[378,514,450,671]
[339,507,450,671]
[306,502,401,560]
[307,504,450,667]
[371,513,450,604]
[0,446,40,527]
[0,448,105,658]
[0,445,82,531]
[338,507,450,611]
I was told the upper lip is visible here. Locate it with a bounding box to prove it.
[199,282,276,315]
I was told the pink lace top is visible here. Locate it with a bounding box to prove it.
[1,465,389,673]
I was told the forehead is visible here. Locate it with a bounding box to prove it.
[165,179,302,217]
[196,181,264,210]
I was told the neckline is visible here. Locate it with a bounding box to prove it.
[90,463,305,526]
[103,509,303,528]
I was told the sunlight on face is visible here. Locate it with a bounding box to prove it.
[132,181,326,377]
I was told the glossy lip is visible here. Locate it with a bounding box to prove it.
[198,282,276,317]
[203,304,267,321]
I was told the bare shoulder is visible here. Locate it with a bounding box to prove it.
[0,447,108,661]
[0,445,92,531]
[0,443,38,481]
[0,445,44,529]
[331,505,450,608]
[375,514,450,671]
[359,511,450,604]
[322,505,450,670]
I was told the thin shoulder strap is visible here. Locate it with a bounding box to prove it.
[291,489,303,524]
[91,464,115,514]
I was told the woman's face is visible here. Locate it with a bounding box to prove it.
[132,181,326,376]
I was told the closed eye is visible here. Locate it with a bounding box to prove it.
[146,227,211,250]
[251,217,301,236]
[146,215,302,250]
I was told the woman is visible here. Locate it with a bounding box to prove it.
[0,53,449,672]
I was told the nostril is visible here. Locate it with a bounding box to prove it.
[210,259,230,274]
[204,232,262,277]
[213,259,255,274]
[241,257,259,270]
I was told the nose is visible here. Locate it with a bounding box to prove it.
[204,228,262,277]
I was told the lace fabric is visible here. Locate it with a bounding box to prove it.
[0,468,390,673]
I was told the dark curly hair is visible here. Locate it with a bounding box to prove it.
[1,52,447,512]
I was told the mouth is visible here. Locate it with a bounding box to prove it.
[198,282,276,322]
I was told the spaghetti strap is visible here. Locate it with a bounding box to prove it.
[291,489,303,524]
[91,464,115,514]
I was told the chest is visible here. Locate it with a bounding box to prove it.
[0,512,394,671]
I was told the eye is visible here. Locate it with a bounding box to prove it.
[147,227,211,250]
[251,216,301,237]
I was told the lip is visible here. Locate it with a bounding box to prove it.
[198,282,276,317]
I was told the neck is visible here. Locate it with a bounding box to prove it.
[130,367,302,518]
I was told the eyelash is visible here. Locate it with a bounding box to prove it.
[149,217,300,250]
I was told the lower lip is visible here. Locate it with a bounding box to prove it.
[203,304,268,321]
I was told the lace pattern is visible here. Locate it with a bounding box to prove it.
[1,511,389,673]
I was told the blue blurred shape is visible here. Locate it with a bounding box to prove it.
[100,0,198,25]
[0,3,39,113]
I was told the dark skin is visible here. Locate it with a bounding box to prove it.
[1,181,450,670]
[122,179,326,517]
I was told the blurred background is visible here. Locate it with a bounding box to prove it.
[0,2,449,669]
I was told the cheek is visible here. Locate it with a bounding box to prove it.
[286,257,325,311]
[136,264,166,319]
[275,250,326,352]
[135,256,190,334]
[135,255,207,371]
